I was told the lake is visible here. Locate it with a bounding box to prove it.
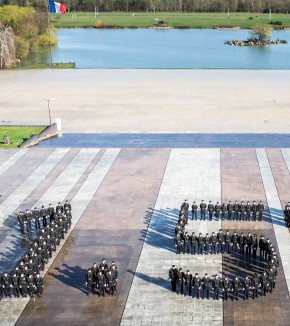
[22,28,290,69]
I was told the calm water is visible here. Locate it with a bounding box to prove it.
[22,28,290,69]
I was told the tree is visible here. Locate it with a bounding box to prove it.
[250,24,272,41]
[0,25,16,68]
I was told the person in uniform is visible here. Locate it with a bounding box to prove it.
[10,271,20,297]
[245,201,252,221]
[231,231,239,256]
[17,211,25,234]
[183,270,192,296]
[176,232,182,254]
[97,271,106,297]
[169,265,177,292]
[200,200,206,220]
[204,233,210,255]
[242,276,251,300]
[252,201,258,221]
[252,273,260,299]
[106,270,116,296]
[261,271,269,296]
[225,231,231,254]
[192,273,201,299]
[239,232,245,256]
[56,202,64,214]
[215,202,221,220]
[34,273,43,297]
[176,268,183,295]
[221,203,226,220]
[25,209,32,232]
[190,232,196,255]
[208,201,214,221]
[1,272,11,297]
[192,201,198,220]
[232,276,240,300]
[18,273,28,297]
[259,235,266,260]
[227,201,233,220]
[27,274,35,298]
[252,234,258,259]
[64,200,72,212]
[183,232,190,254]
[217,229,225,254]
[33,207,40,230]
[110,262,118,291]
[40,205,47,228]
[212,274,220,300]
[198,233,204,255]
[48,204,55,223]
[240,201,246,221]
[99,258,109,275]
[258,201,264,221]
[233,201,239,220]
[211,232,217,254]
[202,273,210,299]
[222,276,230,300]
[245,232,253,256]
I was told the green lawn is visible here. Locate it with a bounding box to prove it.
[50,12,290,29]
[21,62,75,69]
[0,126,47,148]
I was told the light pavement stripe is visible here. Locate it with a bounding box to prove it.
[0,149,29,177]
[256,149,290,295]
[121,149,222,326]
[1,148,121,326]
[0,148,70,226]
[0,148,71,275]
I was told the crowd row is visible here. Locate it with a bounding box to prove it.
[180,199,265,221]
[85,259,119,297]
[17,200,72,233]
[1,202,72,299]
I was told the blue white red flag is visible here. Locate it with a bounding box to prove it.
[48,0,67,14]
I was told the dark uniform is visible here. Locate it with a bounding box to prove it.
[1,273,11,297]
[252,201,258,221]
[198,233,203,254]
[252,273,260,299]
[202,274,210,299]
[233,201,239,220]
[64,200,72,212]
[221,203,226,220]
[227,201,233,220]
[40,206,47,228]
[225,231,231,254]
[239,233,245,256]
[48,204,55,223]
[208,201,214,221]
[259,236,266,259]
[17,211,25,234]
[192,202,198,220]
[242,276,251,300]
[169,265,177,292]
[204,234,210,254]
[176,233,182,254]
[176,268,183,295]
[261,272,269,296]
[222,277,230,300]
[258,201,264,221]
[245,201,252,221]
[217,230,224,254]
[18,273,28,297]
[192,273,201,299]
[27,274,35,297]
[245,233,253,256]
[190,232,196,255]
[231,232,238,256]
[211,232,217,254]
[97,272,106,297]
[183,232,190,254]
[34,274,43,297]
[25,209,32,232]
[212,275,220,300]
[200,200,206,220]
[215,202,221,220]
[240,201,246,221]
[183,270,192,296]
[33,207,41,230]
[106,271,116,296]
[232,277,240,300]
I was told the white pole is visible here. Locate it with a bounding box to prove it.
[269,8,272,22]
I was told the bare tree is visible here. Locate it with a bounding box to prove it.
[0,25,16,69]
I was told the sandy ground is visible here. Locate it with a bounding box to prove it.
[1,69,290,133]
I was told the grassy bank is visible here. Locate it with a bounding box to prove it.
[21,62,75,69]
[0,126,47,148]
[51,12,290,29]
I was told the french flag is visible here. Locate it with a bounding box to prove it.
[48,0,67,14]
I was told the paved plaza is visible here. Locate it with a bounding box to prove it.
[1,146,290,326]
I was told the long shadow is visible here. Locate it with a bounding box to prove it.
[141,207,178,253]
[127,269,169,291]
[49,264,87,294]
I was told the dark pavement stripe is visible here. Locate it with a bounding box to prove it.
[16,149,170,326]
[221,148,290,326]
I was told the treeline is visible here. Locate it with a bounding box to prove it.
[1,0,290,13]
[0,5,56,62]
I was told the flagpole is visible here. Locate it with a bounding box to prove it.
[46,0,53,65]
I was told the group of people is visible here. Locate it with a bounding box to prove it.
[180,199,264,222]
[1,201,72,299]
[175,228,274,258]
[284,202,290,227]
[17,200,72,234]
[169,236,279,300]
[85,259,118,297]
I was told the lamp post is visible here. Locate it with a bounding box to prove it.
[44,98,54,126]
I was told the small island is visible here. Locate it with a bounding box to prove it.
[225,24,288,46]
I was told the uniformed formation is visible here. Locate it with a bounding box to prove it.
[175,228,271,257]
[17,200,72,234]
[85,259,118,297]
[169,237,279,300]
[0,201,72,299]
[180,199,264,222]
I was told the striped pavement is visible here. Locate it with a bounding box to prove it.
[0,148,290,326]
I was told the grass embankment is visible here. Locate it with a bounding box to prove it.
[51,12,290,29]
[21,63,75,69]
[0,126,47,148]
